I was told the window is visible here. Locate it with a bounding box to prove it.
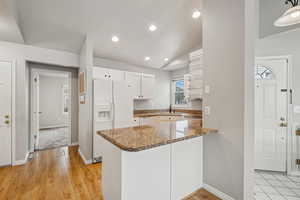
[255,65,275,80]
[172,79,187,106]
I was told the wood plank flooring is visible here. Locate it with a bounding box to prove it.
[0,146,219,200]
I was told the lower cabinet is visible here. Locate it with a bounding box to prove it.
[101,136,203,200]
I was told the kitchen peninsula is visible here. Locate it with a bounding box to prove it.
[97,116,217,200]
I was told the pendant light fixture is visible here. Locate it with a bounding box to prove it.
[274,0,300,27]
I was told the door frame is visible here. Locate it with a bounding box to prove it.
[0,58,16,165]
[30,68,72,152]
[255,55,293,174]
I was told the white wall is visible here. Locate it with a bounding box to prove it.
[94,57,171,110]
[202,0,255,199]
[39,75,68,128]
[78,37,94,162]
[0,40,79,161]
[256,28,300,124]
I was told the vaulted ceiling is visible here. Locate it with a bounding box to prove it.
[1,0,202,69]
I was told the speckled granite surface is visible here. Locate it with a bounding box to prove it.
[97,119,217,152]
[134,109,202,119]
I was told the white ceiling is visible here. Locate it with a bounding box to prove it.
[0,0,24,43]
[15,0,202,69]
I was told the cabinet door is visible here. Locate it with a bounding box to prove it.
[93,67,110,79]
[125,72,141,99]
[108,68,125,81]
[141,74,155,99]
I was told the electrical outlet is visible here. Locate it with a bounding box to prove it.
[205,85,210,94]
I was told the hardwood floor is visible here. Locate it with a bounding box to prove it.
[0,146,219,200]
[183,189,221,200]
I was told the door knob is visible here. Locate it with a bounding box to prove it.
[4,120,10,125]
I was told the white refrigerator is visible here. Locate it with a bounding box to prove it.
[93,79,134,162]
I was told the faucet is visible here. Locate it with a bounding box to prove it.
[169,105,175,113]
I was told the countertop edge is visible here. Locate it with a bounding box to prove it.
[98,128,218,152]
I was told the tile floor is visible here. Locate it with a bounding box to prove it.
[255,170,300,200]
[37,127,68,150]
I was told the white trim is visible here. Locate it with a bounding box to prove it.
[203,183,235,200]
[256,55,293,174]
[13,152,29,166]
[30,68,73,151]
[78,148,92,165]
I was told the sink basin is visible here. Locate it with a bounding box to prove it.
[149,115,185,121]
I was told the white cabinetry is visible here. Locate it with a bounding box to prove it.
[125,72,141,99]
[141,74,155,99]
[125,72,155,99]
[188,49,204,100]
[93,67,125,81]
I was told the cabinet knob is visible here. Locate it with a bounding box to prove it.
[4,115,9,119]
[4,120,10,125]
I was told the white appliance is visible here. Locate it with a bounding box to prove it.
[93,79,134,162]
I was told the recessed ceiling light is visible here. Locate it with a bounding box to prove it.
[149,24,157,32]
[112,36,119,42]
[164,58,169,62]
[192,10,201,19]
[145,57,150,61]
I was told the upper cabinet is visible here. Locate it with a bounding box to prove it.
[187,49,204,100]
[93,67,125,81]
[125,72,141,99]
[141,74,155,99]
[125,72,155,99]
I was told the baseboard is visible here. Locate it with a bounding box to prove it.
[69,142,79,146]
[13,152,30,166]
[78,149,92,165]
[203,183,235,200]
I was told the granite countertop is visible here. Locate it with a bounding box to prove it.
[97,119,217,152]
[134,112,201,119]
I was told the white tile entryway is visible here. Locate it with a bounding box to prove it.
[37,127,68,150]
[255,171,300,200]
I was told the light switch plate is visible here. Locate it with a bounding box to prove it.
[205,85,210,94]
[204,106,210,115]
[294,106,300,114]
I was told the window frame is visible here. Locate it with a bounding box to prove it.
[171,78,188,108]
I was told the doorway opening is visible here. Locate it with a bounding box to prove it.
[253,56,300,199]
[28,63,78,152]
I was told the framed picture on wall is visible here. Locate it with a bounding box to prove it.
[79,71,86,94]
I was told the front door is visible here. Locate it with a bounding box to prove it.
[255,58,288,172]
[0,61,12,166]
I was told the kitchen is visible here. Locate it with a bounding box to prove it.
[0,0,255,199]
[90,48,217,199]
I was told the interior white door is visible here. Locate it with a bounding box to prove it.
[31,72,40,151]
[255,58,288,172]
[0,61,12,166]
